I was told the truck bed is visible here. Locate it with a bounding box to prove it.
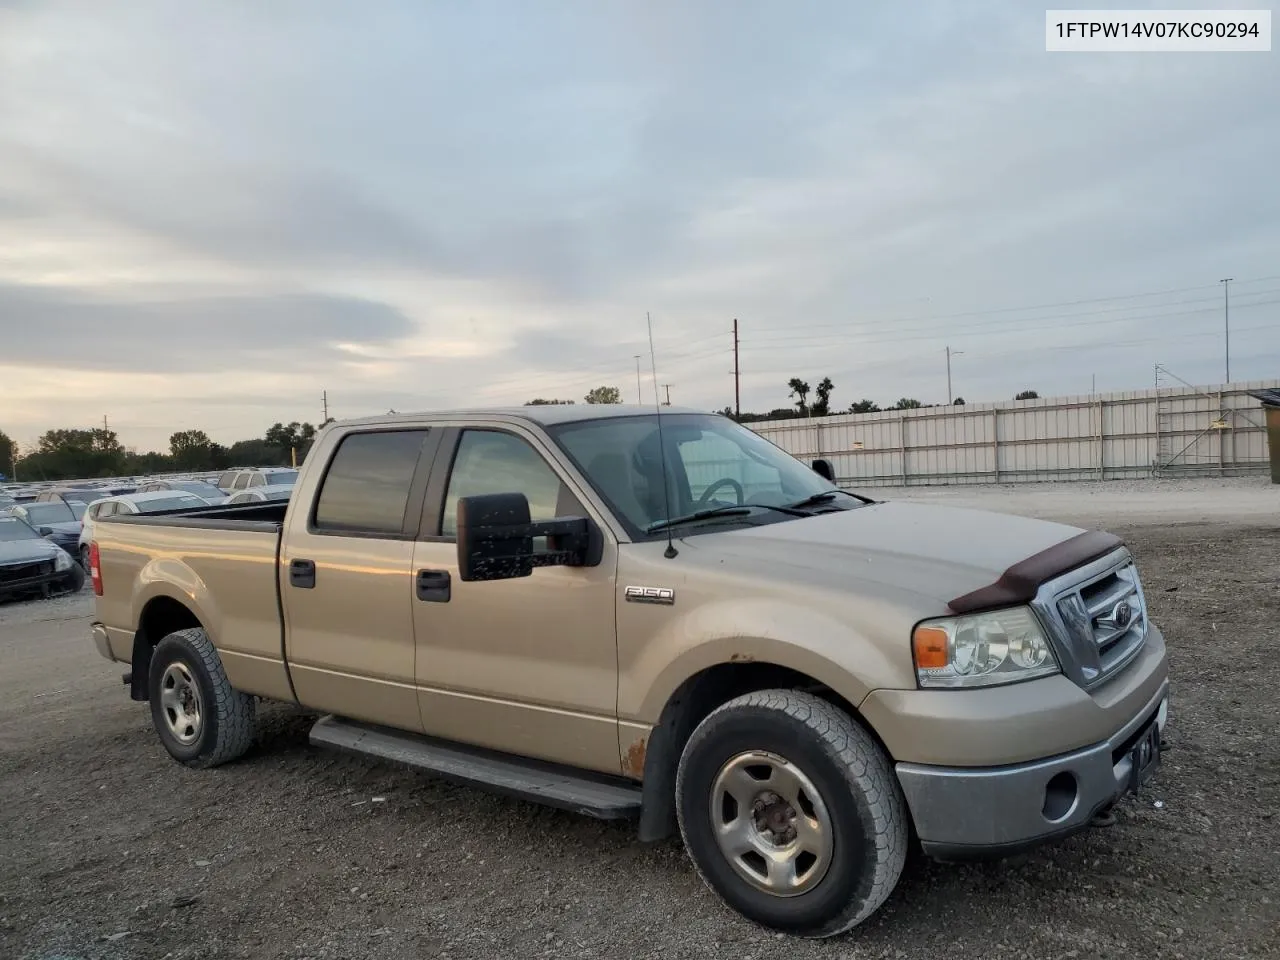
[108,500,289,533]
[94,501,294,702]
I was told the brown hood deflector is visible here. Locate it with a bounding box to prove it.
[947,530,1124,614]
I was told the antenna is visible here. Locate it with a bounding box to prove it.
[647,311,678,559]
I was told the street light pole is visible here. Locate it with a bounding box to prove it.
[633,355,643,405]
[946,346,963,404]
[1220,278,1232,383]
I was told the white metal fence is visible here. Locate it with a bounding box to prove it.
[750,379,1279,487]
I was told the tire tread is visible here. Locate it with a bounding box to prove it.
[158,627,256,768]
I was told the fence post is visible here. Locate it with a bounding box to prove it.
[900,414,908,485]
[991,409,1000,484]
[1098,398,1106,480]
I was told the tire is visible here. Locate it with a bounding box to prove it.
[675,689,907,938]
[61,564,85,594]
[148,628,256,769]
[79,544,91,570]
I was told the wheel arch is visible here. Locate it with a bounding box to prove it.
[635,660,892,842]
[129,594,204,701]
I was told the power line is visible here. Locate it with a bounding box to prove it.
[738,295,1280,353]
[739,288,1280,348]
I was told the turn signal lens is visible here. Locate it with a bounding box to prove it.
[912,626,950,670]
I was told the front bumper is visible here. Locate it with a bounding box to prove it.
[0,565,72,598]
[897,681,1169,857]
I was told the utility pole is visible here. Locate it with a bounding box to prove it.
[322,390,329,423]
[945,346,962,404]
[732,318,740,419]
[633,355,643,405]
[1220,278,1232,383]
[103,415,109,432]
[663,384,672,406]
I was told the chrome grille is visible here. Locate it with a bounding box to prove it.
[0,560,53,583]
[1032,549,1149,690]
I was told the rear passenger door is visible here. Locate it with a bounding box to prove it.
[410,426,621,774]
[281,428,440,733]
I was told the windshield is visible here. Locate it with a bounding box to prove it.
[550,413,844,539]
[138,496,205,513]
[171,481,223,499]
[0,517,40,542]
[22,502,76,525]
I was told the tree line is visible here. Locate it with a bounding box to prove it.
[0,419,335,482]
[721,379,1041,423]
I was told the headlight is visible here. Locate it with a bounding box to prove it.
[54,549,73,571]
[912,607,1059,688]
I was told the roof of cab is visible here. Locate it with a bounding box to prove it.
[331,403,709,429]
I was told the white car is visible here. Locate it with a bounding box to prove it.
[78,490,210,565]
[216,467,299,495]
[133,478,230,504]
[226,483,295,505]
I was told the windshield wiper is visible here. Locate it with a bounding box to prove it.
[783,490,867,510]
[644,502,810,534]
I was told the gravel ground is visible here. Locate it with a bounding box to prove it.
[1,480,1277,960]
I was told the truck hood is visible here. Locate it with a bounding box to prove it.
[0,538,62,565]
[700,500,1086,611]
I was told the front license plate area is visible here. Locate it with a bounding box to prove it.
[1127,719,1161,793]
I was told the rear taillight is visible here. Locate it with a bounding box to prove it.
[89,541,103,596]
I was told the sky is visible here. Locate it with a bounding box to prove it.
[1,0,1278,453]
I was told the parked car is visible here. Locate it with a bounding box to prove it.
[0,514,84,600]
[36,487,110,506]
[78,491,210,566]
[134,479,229,504]
[11,501,84,560]
[0,493,17,515]
[226,484,295,505]
[88,406,1170,936]
[216,467,298,494]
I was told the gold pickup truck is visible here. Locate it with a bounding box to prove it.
[89,406,1169,937]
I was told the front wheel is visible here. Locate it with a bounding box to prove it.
[676,690,907,937]
[148,627,256,769]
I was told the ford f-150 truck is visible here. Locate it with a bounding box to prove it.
[89,405,1169,937]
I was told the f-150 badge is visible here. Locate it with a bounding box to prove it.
[624,585,675,605]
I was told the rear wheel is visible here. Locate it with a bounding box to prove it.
[148,628,256,769]
[79,544,91,570]
[676,690,907,937]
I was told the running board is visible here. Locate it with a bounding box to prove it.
[309,715,642,820]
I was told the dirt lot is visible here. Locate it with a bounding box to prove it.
[1,478,1278,960]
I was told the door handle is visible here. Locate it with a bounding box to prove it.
[289,558,316,589]
[416,569,451,603]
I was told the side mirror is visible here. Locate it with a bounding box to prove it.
[38,526,53,536]
[456,492,598,582]
[811,458,835,483]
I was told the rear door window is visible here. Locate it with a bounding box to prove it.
[313,430,431,536]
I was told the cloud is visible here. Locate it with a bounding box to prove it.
[0,283,416,372]
[0,1,1277,449]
